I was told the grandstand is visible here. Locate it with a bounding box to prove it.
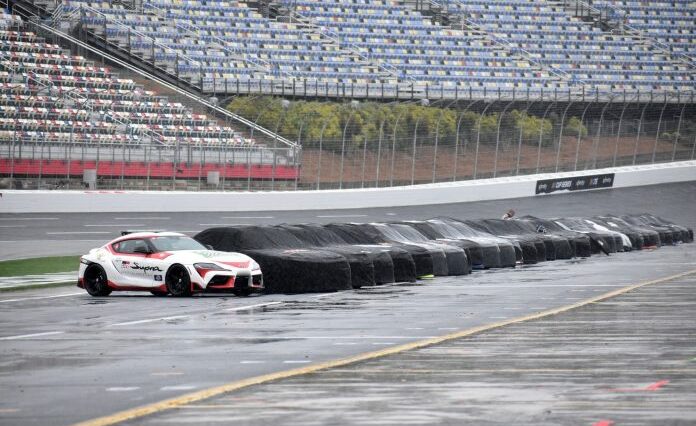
[38,0,694,98]
[0,7,299,190]
[0,0,694,190]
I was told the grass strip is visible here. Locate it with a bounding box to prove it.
[0,281,76,292]
[0,256,80,277]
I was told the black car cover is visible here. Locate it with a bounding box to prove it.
[195,226,352,294]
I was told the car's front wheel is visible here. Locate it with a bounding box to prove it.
[166,265,192,297]
[233,288,252,297]
[83,264,112,297]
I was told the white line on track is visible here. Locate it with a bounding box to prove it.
[199,223,251,226]
[113,217,170,220]
[0,225,26,228]
[106,387,140,392]
[109,301,284,327]
[7,239,107,243]
[309,293,337,300]
[220,216,274,219]
[222,301,283,312]
[0,331,64,340]
[84,224,145,227]
[254,336,435,340]
[283,360,311,364]
[110,315,191,327]
[315,214,368,218]
[434,284,627,288]
[239,360,266,364]
[0,217,58,221]
[46,231,111,235]
[0,292,83,304]
[160,385,197,391]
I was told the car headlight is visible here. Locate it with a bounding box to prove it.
[194,262,227,276]
[249,260,261,271]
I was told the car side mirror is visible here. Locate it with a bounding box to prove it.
[133,246,151,255]
[205,244,214,250]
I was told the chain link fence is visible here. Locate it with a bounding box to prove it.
[2,97,693,191]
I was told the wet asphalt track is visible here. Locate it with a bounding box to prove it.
[0,244,694,425]
[133,271,696,426]
[0,182,694,425]
[0,181,695,260]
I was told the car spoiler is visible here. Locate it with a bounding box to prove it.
[120,230,166,236]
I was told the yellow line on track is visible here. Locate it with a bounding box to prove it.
[73,268,696,426]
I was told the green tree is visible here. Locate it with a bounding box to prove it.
[564,116,588,138]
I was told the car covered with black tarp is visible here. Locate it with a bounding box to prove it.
[195,226,353,293]
[372,223,471,276]
[280,224,396,286]
[325,223,434,278]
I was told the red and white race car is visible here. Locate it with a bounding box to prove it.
[77,231,263,297]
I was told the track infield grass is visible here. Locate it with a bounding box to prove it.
[0,256,80,277]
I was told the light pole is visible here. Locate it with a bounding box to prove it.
[411,98,430,185]
[316,117,331,190]
[493,100,515,178]
[390,101,414,186]
[374,118,386,187]
[432,99,457,183]
[452,99,480,182]
[473,101,493,179]
[271,99,290,190]
[339,100,359,190]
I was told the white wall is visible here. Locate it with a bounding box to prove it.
[1,161,694,213]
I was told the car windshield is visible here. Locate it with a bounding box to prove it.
[149,236,207,252]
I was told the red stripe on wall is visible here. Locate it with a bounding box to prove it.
[0,159,299,180]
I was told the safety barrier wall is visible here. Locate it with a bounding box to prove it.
[1,161,694,213]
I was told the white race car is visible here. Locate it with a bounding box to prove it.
[78,231,263,297]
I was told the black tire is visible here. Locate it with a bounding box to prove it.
[150,290,168,297]
[233,288,253,297]
[166,265,192,297]
[83,264,112,297]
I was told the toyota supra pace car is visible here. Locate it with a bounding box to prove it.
[78,231,263,297]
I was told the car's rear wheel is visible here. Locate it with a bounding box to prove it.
[166,265,192,297]
[150,290,168,297]
[83,264,112,297]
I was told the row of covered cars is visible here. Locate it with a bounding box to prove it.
[78,213,692,296]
